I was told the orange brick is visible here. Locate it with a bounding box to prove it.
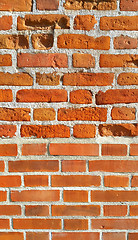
[36,72,60,85]
[73,53,95,68]
[36,0,59,10]
[64,219,88,230]
[11,190,60,202]
[0,232,23,240]
[114,35,137,49]
[130,144,138,156]
[26,232,49,240]
[22,143,46,156]
[0,90,12,102]
[0,72,33,86]
[128,233,138,240]
[70,90,92,104]
[92,219,138,229]
[0,35,29,49]
[18,53,68,68]
[0,205,21,216]
[64,190,88,202]
[130,206,138,216]
[58,34,110,50]
[0,176,21,187]
[24,175,48,187]
[103,232,126,240]
[52,175,100,187]
[120,0,138,11]
[25,205,49,216]
[52,233,99,240]
[73,124,96,138]
[32,34,53,50]
[111,107,136,120]
[52,205,100,216]
[0,108,30,121]
[102,144,127,156]
[0,162,4,172]
[17,89,67,102]
[49,143,99,156]
[0,125,16,137]
[0,55,12,66]
[131,176,138,187]
[118,73,138,85]
[33,108,55,121]
[0,0,32,11]
[0,16,12,30]
[0,144,17,156]
[63,73,114,86]
[0,191,7,201]
[99,124,138,137]
[100,16,138,30]
[9,160,59,172]
[74,15,97,31]
[0,219,9,229]
[62,160,86,172]
[104,176,129,187]
[104,205,127,216]
[64,0,117,10]
[13,219,61,229]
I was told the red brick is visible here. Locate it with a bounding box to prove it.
[0,144,17,156]
[64,219,88,230]
[0,125,16,137]
[0,205,21,215]
[70,90,92,104]
[24,175,48,187]
[64,190,88,202]
[17,53,68,68]
[100,16,138,30]
[11,190,59,202]
[58,107,107,121]
[120,0,138,11]
[103,233,126,240]
[0,219,9,229]
[0,191,7,201]
[0,233,23,240]
[0,72,33,86]
[102,144,127,156]
[0,162,4,172]
[73,124,96,138]
[0,108,30,121]
[49,143,99,156]
[22,143,46,156]
[58,34,110,50]
[89,160,138,172]
[99,124,138,137]
[128,233,138,240]
[17,89,67,102]
[0,55,12,66]
[92,219,138,229]
[0,0,32,11]
[0,176,21,187]
[13,219,61,229]
[62,160,86,172]
[26,232,49,240]
[52,205,100,216]
[73,53,95,68]
[36,72,60,86]
[130,206,138,216]
[36,0,59,10]
[130,144,138,156]
[91,190,138,202]
[0,16,12,30]
[52,232,99,240]
[63,73,114,86]
[131,176,138,187]
[25,205,49,216]
[104,176,129,187]
[100,54,138,68]
[9,160,59,172]
[111,107,136,120]
[118,73,138,85]
[104,205,127,216]
[96,89,138,104]
[0,90,12,102]
[74,15,97,31]
[114,35,137,49]
[52,175,100,187]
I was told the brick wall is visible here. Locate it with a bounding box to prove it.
[0,0,137,239]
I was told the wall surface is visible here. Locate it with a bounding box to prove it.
[0,0,137,239]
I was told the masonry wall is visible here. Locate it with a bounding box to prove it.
[0,0,137,239]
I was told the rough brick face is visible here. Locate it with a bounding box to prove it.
[0,0,137,238]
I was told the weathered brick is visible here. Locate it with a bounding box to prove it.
[102,144,127,156]
[99,124,138,136]
[100,54,138,68]
[117,73,138,85]
[73,124,96,138]
[74,15,97,30]
[0,89,12,102]
[17,15,70,30]
[96,89,138,104]
[58,34,110,50]
[0,35,29,49]
[0,72,33,86]
[33,108,56,121]
[0,0,32,11]
[0,54,12,66]
[100,16,138,30]
[111,107,136,120]
[0,125,16,138]
[58,107,107,121]
[73,53,95,68]
[36,0,59,10]
[0,108,30,121]
[16,89,67,102]
[70,90,92,104]
[64,0,117,10]
[63,73,114,86]
[114,35,137,49]
[17,53,68,68]
[0,16,12,30]
[36,73,60,85]
[120,0,138,11]
[31,34,53,50]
